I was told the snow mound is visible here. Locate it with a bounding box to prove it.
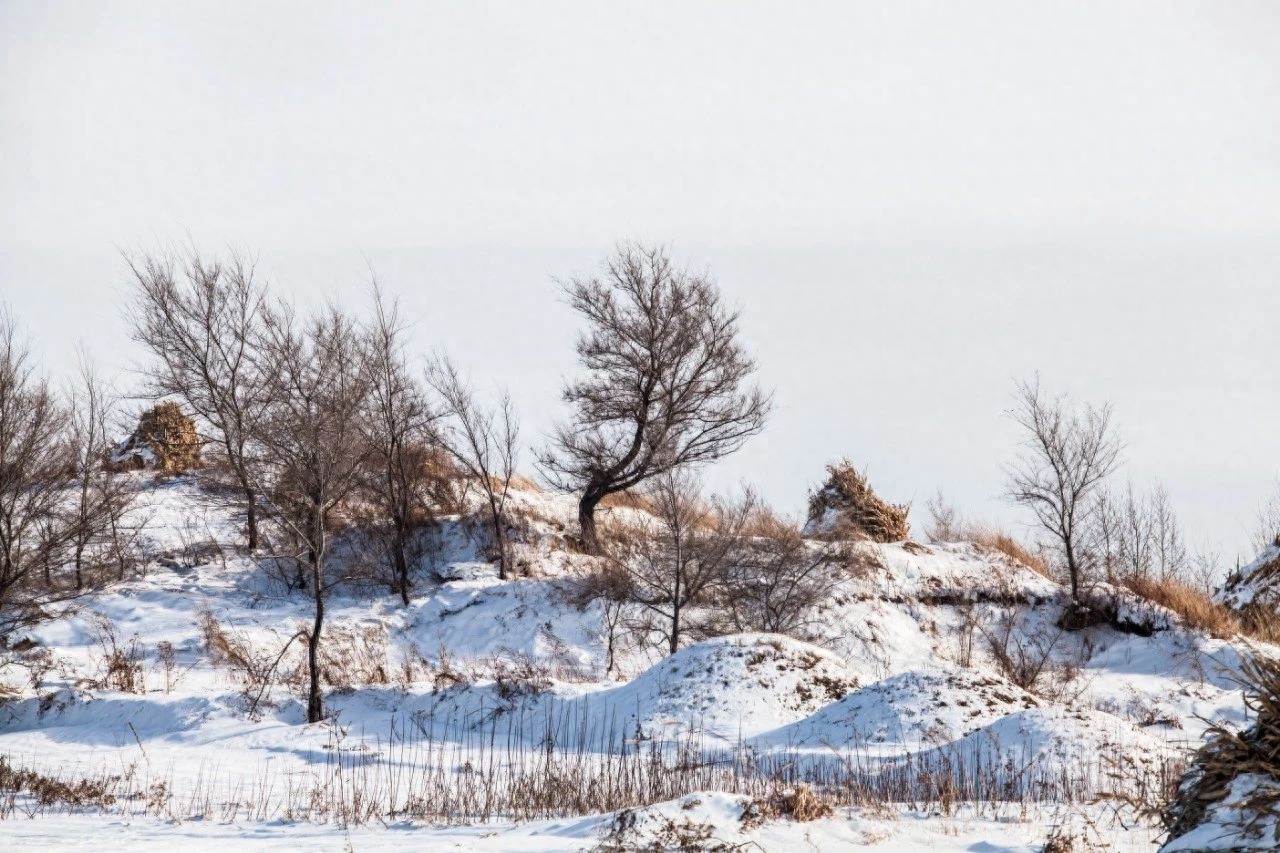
[1217,544,1280,612]
[576,634,860,744]
[754,667,1040,749]
[907,706,1170,776]
[1162,773,1280,852]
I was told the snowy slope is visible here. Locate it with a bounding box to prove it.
[0,475,1269,850]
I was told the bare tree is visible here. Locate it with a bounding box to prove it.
[539,244,771,554]
[1005,377,1122,605]
[252,302,372,723]
[0,312,75,635]
[1253,479,1280,554]
[362,287,437,604]
[428,357,519,580]
[1090,482,1188,584]
[609,470,747,654]
[127,249,270,549]
[64,356,136,590]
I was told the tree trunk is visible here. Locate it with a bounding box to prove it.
[244,491,259,551]
[393,523,410,606]
[579,490,604,556]
[306,512,325,724]
[306,579,324,723]
[488,498,508,580]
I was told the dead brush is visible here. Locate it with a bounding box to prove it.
[966,524,1054,580]
[316,624,391,691]
[490,653,553,701]
[0,755,118,813]
[742,784,833,826]
[1163,653,1280,842]
[87,616,145,694]
[1121,574,1239,639]
[197,610,303,716]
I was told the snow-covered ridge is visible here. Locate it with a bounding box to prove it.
[0,476,1269,851]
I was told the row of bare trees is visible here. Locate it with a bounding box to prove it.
[126,252,531,721]
[1003,376,1227,610]
[0,315,137,639]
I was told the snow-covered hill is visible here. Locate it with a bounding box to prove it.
[0,475,1269,851]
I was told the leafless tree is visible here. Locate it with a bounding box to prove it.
[64,356,136,589]
[0,311,75,636]
[1253,479,1280,554]
[1005,377,1122,605]
[362,287,438,604]
[609,470,747,654]
[126,249,270,550]
[719,508,846,637]
[252,302,372,723]
[1090,482,1188,584]
[539,243,771,554]
[428,357,519,580]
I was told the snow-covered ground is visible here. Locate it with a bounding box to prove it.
[0,476,1267,850]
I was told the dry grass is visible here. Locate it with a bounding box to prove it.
[1164,654,1280,842]
[742,784,833,826]
[0,711,1177,827]
[806,461,910,543]
[1120,575,1240,640]
[964,525,1053,579]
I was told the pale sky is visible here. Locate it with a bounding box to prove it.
[2,1,1278,565]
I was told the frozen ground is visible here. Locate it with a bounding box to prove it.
[0,476,1268,850]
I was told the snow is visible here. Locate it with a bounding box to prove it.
[0,475,1271,850]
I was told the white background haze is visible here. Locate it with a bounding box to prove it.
[2,0,1278,565]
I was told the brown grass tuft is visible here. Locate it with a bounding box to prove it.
[965,524,1053,580]
[1121,574,1240,640]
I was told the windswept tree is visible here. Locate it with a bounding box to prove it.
[428,357,519,579]
[253,303,372,724]
[127,250,270,549]
[540,244,771,554]
[362,287,437,604]
[1005,377,1122,606]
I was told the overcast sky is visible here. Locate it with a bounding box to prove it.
[2,1,1278,564]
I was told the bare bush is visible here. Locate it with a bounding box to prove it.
[605,470,747,654]
[87,616,144,694]
[64,359,137,589]
[539,243,770,554]
[720,507,846,638]
[198,610,303,716]
[0,312,95,638]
